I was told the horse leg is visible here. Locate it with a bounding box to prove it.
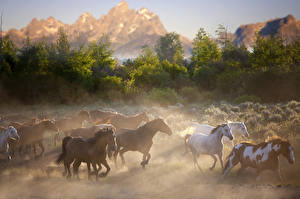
[73,160,81,180]
[113,146,120,169]
[38,141,45,157]
[217,152,224,169]
[209,154,217,170]
[119,148,128,166]
[275,168,283,182]
[141,153,151,168]
[191,150,204,174]
[87,162,92,180]
[99,159,110,178]
[92,163,99,181]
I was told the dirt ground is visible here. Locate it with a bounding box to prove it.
[1,103,300,199]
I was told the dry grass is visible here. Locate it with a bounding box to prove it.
[1,101,300,199]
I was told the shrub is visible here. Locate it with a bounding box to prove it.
[147,88,179,106]
[234,95,261,104]
[268,114,282,123]
[287,100,300,109]
[179,87,201,103]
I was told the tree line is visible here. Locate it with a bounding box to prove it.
[0,26,300,105]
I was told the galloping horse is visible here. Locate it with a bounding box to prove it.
[55,110,91,133]
[0,126,19,160]
[14,120,58,157]
[184,124,233,172]
[100,112,149,130]
[114,118,172,168]
[191,121,249,138]
[223,139,295,181]
[56,128,117,180]
[89,110,118,123]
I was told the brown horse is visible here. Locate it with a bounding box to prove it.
[66,124,116,138]
[114,118,172,168]
[56,128,117,180]
[89,109,118,123]
[223,138,295,181]
[55,110,91,133]
[13,120,58,157]
[101,112,149,130]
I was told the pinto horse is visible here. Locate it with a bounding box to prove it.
[114,118,172,168]
[223,139,295,181]
[184,124,233,172]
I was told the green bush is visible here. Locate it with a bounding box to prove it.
[147,88,179,106]
[234,94,261,104]
[179,87,201,103]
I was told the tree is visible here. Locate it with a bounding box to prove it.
[155,32,184,64]
[0,36,18,75]
[89,35,116,77]
[191,28,221,68]
[251,35,291,72]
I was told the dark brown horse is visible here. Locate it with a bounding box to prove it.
[55,110,91,133]
[114,118,172,168]
[101,112,149,130]
[89,110,118,123]
[66,124,116,138]
[56,128,117,180]
[12,120,58,157]
[223,138,295,181]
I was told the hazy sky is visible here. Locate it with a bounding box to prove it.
[1,0,300,39]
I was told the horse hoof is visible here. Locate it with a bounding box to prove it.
[209,167,214,171]
[99,173,107,178]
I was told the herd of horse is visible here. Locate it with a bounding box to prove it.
[0,109,296,182]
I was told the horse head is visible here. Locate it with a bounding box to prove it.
[42,120,59,132]
[280,140,295,164]
[229,121,249,138]
[78,110,91,122]
[153,118,172,136]
[7,126,20,141]
[95,127,117,158]
[140,112,149,123]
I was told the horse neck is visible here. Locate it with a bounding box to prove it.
[141,122,158,139]
[211,128,223,142]
[131,114,144,124]
[227,123,238,131]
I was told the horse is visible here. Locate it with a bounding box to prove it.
[66,124,116,138]
[0,126,19,161]
[184,124,233,172]
[191,121,249,138]
[222,138,295,181]
[100,112,149,130]
[114,118,172,168]
[56,128,117,180]
[54,110,91,133]
[13,120,58,157]
[89,109,118,123]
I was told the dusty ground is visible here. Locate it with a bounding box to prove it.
[1,103,300,199]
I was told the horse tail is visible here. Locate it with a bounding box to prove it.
[56,136,72,164]
[183,134,191,155]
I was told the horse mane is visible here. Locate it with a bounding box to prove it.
[265,136,289,143]
[210,124,226,134]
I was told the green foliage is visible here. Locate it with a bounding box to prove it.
[155,32,184,64]
[0,26,300,104]
[191,28,221,67]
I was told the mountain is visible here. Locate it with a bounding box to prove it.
[2,0,192,58]
[234,15,300,47]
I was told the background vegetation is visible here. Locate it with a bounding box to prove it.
[0,26,299,105]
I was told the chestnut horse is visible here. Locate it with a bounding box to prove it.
[114,118,172,168]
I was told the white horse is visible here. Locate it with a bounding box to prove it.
[191,121,249,138]
[0,126,19,160]
[184,124,233,173]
